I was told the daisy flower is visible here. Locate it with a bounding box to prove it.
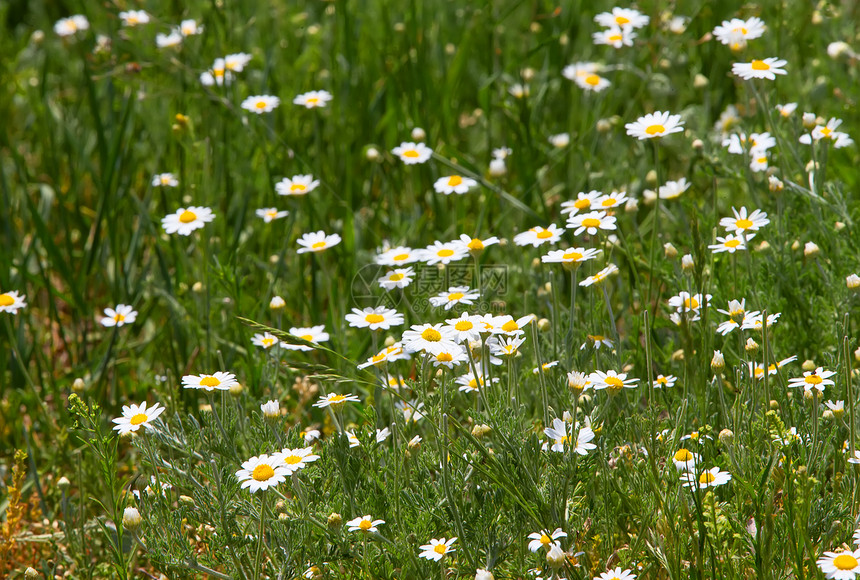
[560,190,602,216]
[579,264,619,287]
[595,191,628,210]
[817,548,860,579]
[732,58,788,81]
[749,151,769,173]
[242,95,280,114]
[709,233,753,254]
[713,17,766,47]
[346,431,361,448]
[119,10,150,27]
[345,306,404,330]
[256,208,289,223]
[456,234,500,255]
[566,211,617,236]
[443,312,484,343]
[668,292,711,316]
[542,247,601,268]
[376,246,421,266]
[487,335,526,357]
[434,175,478,195]
[396,400,425,423]
[419,240,469,265]
[428,344,468,369]
[455,371,498,393]
[152,173,178,187]
[826,400,845,418]
[682,466,732,489]
[490,314,536,336]
[658,178,690,200]
[182,372,239,391]
[260,400,280,418]
[302,428,321,444]
[401,323,457,353]
[100,304,137,328]
[625,111,684,140]
[296,231,341,254]
[313,393,361,408]
[179,19,203,36]
[590,369,638,392]
[0,290,27,315]
[595,7,649,29]
[429,286,480,310]
[419,538,457,562]
[542,418,597,455]
[276,447,320,473]
[527,528,568,552]
[776,103,797,118]
[549,133,571,148]
[720,207,770,234]
[513,225,564,247]
[562,62,599,81]
[376,427,391,442]
[593,26,635,48]
[55,15,90,37]
[671,448,699,471]
[224,53,253,72]
[111,401,165,435]
[378,267,415,290]
[281,325,330,351]
[392,142,433,165]
[595,568,637,580]
[575,72,611,92]
[162,207,215,236]
[749,355,797,380]
[807,117,846,141]
[236,454,289,493]
[653,374,677,389]
[347,516,385,534]
[276,175,320,196]
[293,90,333,109]
[787,367,837,391]
[156,31,182,48]
[741,311,781,331]
[581,334,614,350]
[200,59,233,86]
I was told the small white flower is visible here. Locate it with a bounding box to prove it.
[293,90,333,108]
[242,95,280,114]
[100,304,137,328]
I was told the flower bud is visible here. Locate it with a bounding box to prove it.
[804,242,819,257]
[835,221,846,231]
[546,542,565,568]
[711,350,725,372]
[229,382,244,397]
[25,568,40,580]
[537,318,550,331]
[693,74,709,88]
[411,127,426,141]
[664,243,678,259]
[745,338,759,354]
[768,176,784,192]
[549,133,570,148]
[681,254,694,271]
[718,428,734,446]
[72,377,86,392]
[472,424,492,438]
[692,138,704,150]
[365,147,380,161]
[122,506,143,531]
[823,409,834,421]
[327,513,343,528]
[261,400,280,418]
[475,570,495,580]
[179,495,195,506]
[847,274,860,290]
[827,41,852,59]
[802,112,817,129]
[488,159,506,176]
[270,296,286,310]
[802,360,816,372]
[58,476,71,490]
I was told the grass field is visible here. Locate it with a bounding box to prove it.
[2,0,860,578]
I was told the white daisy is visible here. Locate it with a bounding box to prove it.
[378,267,416,290]
[152,173,178,187]
[0,291,27,315]
[594,7,649,29]
[224,53,252,72]
[375,246,421,266]
[241,95,280,114]
[345,307,405,330]
[593,26,635,48]
[256,208,289,223]
[119,10,150,27]
[434,175,478,195]
[419,240,469,265]
[625,111,684,140]
[111,401,165,435]
[296,231,342,254]
[527,528,568,553]
[566,211,617,236]
[732,58,788,81]
[658,178,690,200]
[275,447,320,473]
[313,393,361,408]
[276,174,320,196]
[54,15,90,37]
[293,90,333,108]
[560,190,602,216]
[579,264,619,287]
[100,304,137,328]
[392,142,433,164]
[181,372,239,392]
[235,454,289,493]
[429,286,480,310]
[418,537,457,562]
[346,515,385,534]
[161,206,215,236]
[513,225,564,247]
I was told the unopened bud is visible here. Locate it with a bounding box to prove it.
[802,112,817,129]
[745,338,759,353]
[711,350,725,372]
[596,119,612,133]
[472,424,492,438]
[58,476,71,490]
[537,318,550,331]
[488,159,506,176]
[823,409,834,421]
[365,147,380,161]
[72,378,86,392]
[270,295,286,310]
[681,254,694,271]
[768,175,784,192]
[192,281,204,293]
[693,74,709,88]
[802,360,816,372]
[804,242,819,257]
[411,127,426,142]
[827,41,852,59]
[847,274,860,290]
[122,506,143,531]
[475,570,495,580]
[664,243,678,259]
[769,400,780,410]
[25,568,39,580]
[327,513,343,528]
[229,382,244,397]
[835,221,846,231]
[718,428,734,446]
[645,169,657,185]
[692,138,704,150]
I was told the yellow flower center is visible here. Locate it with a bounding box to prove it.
[447,292,465,301]
[436,352,453,362]
[306,97,319,106]
[130,413,148,426]
[200,376,221,387]
[0,294,14,307]
[750,60,770,70]
[536,230,553,239]
[735,218,753,229]
[674,449,693,462]
[214,69,225,78]
[359,519,372,531]
[266,211,278,219]
[821,127,833,137]
[601,198,616,207]
[725,239,741,248]
[585,74,601,86]
[437,249,455,257]
[261,337,275,346]
[684,297,699,309]
[402,149,420,158]
[468,238,484,250]
[252,464,275,481]
[699,472,716,484]
[616,16,630,25]
[328,394,347,404]
[657,377,668,385]
[581,218,601,228]
[371,353,386,363]
[645,124,665,135]
[540,534,551,545]
[501,320,519,332]
[179,210,197,223]
[454,320,473,331]
[389,273,405,281]
[421,328,442,341]
[805,374,823,385]
[392,253,409,261]
[448,176,463,186]
[468,378,479,389]
[161,176,171,184]
[574,198,591,209]
[434,544,447,555]
[284,455,302,465]
[608,34,622,42]
[311,241,327,249]
[563,251,583,261]
[605,376,624,390]
[365,313,385,324]
[114,313,126,323]
[255,101,267,109]
[300,334,313,341]
[290,183,307,192]
[834,554,859,570]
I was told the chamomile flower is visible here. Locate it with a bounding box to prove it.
[347,516,385,534]
[776,103,798,118]
[732,58,788,81]
[313,393,361,408]
[456,234,500,255]
[376,246,421,266]
[276,447,320,473]
[156,31,182,48]
[100,304,137,328]
[527,528,568,552]
[293,90,333,109]
[682,467,732,489]
[658,178,690,200]
[549,133,571,148]
[741,311,781,331]
[487,335,526,357]
[575,73,611,92]
[55,15,90,37]
[111,401,165,435]
[182,372,239,391]
[376,427,391,442]
[428,344,468,369]
[444,312,484,343]
[806,118,846,142]
[653,374,678,389]
[561,191,602,216]
[787,367,837,391]
[392,142,433,164]
[296,231,341,254]
[162,206,215,236]
[276,175,320,196]
[567,211,617,236]
[119,10,150,27]
[596,191,628,210]
[542,247,601,267]
[668,292,711,316]
[396,400,425,423]
[152,173,178,187]
[625,111,684,140]
[401,323,457,353]
[256,208,289,223]
[0,291,27,315]
[456,372,498,393]
[749,355,797,380]
[433,175,478,195]
[260,400,280,418]
[345,431,361,448]
[542,418,596,455]
[429,286,480,310]
[200,59,233,86]
[419,240,469,265]
[378,267,415,290]
[179,19,203,36]
[490,314,536,336]
[709,233,753,254]
[346,307,405,331]
[224,53,253,72]
[419,537,457,562]
[817,548,860,579]
[281,325,330,351]
[593,26,635,49]
[716,299,746,335]
[713,17,766,48]
[590,369,638,392]
[581,334,614,350]
[749,151,770,173]
[721,207,770,235]
[671,448,699,471]
[533,361,559,374]
[595,7,649,29]
[242,95,280,114]
[579,264,619,287]
[513,225,564,247]
[236,454,289,493]
[562,62,599,82]
[595,568,637,580]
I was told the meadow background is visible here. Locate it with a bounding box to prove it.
[1,0,860,578]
